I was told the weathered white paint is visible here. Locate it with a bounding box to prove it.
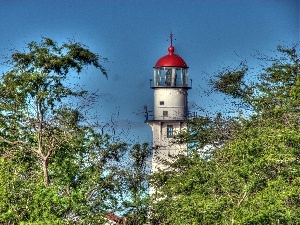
[153,88,188,120]
[149,121,187,168]
[147,67,190,195]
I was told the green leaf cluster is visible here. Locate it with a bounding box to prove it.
[0,38,130,224]
[150,45,300,224]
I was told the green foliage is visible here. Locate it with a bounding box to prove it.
[0,38,129,224]
[212,62,249,99]
[150,45,300,224]
[175,113,242,153]
[116,143,152,225]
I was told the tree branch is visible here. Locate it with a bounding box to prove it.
[237,191,248,207]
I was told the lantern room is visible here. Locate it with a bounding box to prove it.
[153,45,190,88]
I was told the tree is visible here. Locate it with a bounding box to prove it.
[119,143,151,225]
[0,38,127,224]
[150,45,300,224]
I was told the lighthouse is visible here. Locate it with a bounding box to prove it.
[145,34,191,186]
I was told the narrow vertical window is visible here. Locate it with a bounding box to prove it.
[163,111,168,117]
[167,125,173,138]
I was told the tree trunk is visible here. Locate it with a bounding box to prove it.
[43,159,50,186]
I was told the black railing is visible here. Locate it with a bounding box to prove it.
[144,110,197,122]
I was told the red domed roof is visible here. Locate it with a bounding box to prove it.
[155,45,188,68]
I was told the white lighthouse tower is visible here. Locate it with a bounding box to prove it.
[145,34,191,182]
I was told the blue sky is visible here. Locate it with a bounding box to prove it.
[0,0,299,143]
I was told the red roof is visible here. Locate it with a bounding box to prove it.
[106,213,126,224]
[155,45,187,68]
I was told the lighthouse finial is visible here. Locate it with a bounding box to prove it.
[170,31,173,46]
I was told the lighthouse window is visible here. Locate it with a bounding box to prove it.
[165,69,172,86]
[167,125,173,138]
[160,101,164,105]
[163,111,168,117]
